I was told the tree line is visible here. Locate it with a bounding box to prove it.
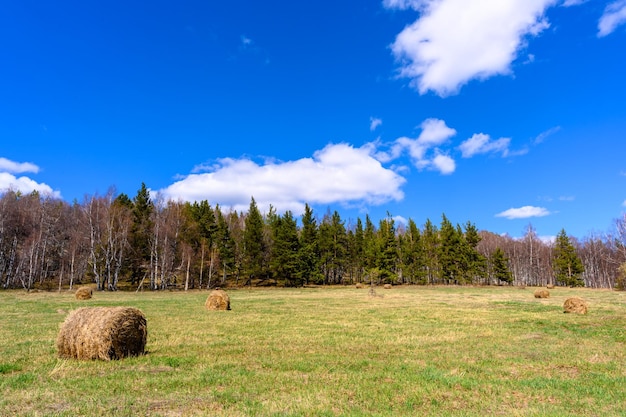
[1,184,625,291]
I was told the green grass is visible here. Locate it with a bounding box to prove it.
[0,286,624,416]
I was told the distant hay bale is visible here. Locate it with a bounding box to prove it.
[547,284,555,289]
[57,307,147,360]
[534,289,550,298]
[383,284,392,289]
[563,297,588,314]
[205,289,231,311]
[355,283,364,289]
[75,286,93,300]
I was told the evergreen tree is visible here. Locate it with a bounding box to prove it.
[270,211,301,286]
[214,205,235,285]
[400,218,427,284]
[377,213,398,284]
[553,229,585,287]
[297,204,320,285]
[462,221,487,284]
[243,197,266,284]
[129,183,154,287]
[422,218,440,284]
[362,214,378,283]
[318,210,347,284]
[491,247,513,285]
[438,214,463,284]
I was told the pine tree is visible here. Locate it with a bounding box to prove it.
[438,214,463,284]
[422,218,440,284]
[297,204,320,285]
[462,221,487,284]
[270,211,301,286]
[129,183,154,287]
[491,247,513,285]
[553,229,585,287]
[243,197,266,284]
[377,213,398,284]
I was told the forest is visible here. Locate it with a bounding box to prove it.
[1,183,625,291]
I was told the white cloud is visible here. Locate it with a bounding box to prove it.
[370,117,383,131]
[376,118,457,174]
[533,126,561,144]
[159,143,406,215]
[0,157,60,198]
[459,133,510,158]
[432,153,456,174]
[562,0,587,5]
[496,205,551,219]
[0,172,61,199]
[0,157,40,174]
[382,0,427,10]
[386,0,558,96]
[622,200,626,207]
[598,1,626,37]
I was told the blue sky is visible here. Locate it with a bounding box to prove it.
[1,0,625,239]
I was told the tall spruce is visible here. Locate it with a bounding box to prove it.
[438,214,463,284]
[463,221,487,284]
[491,247,513,285]
[129,183,154,287]
[422,218,440,284]
[553,229,585,287]
[298,204,320,285]
[243,197,266,285]
[270,211,301,286]
[377,213,398,284]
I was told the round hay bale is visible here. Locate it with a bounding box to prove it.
[355,283,364,289]
[75,286,93,300]
[546,284,555,289]
[563,297,588,314]
[383,283,392,289]
[205,289,231,311]
[534,289,550,298]
[57,307,147,360]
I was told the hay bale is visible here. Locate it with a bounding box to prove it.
[355,283,364,289]
[534,289,550,298]
[547,284,555,289]
[205,289,231,310]
[383,283,392,289]
[75,286,93,300]
[563,297,588,314]
[57,307,147,360]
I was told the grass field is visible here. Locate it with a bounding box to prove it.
[1,285,624,416]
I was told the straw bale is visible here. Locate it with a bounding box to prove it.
[57,307,147,360]
[383,284,392,289]
[534,289,550,298]
[355,283,364,289]
[546,284,555,289]
[563,297,588,314]
[205,289,231,310]
[75,286,93,300]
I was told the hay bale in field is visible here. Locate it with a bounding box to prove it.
[57,307,147,360]
[563,297,588,314]
[534,289,550,298]
[75,286,93,300]
[547,284,555,289]
[383,283,392,289]
[205,289,231,311]
[355,283,364,289]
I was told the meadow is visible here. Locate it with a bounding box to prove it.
[0,285,624,416]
